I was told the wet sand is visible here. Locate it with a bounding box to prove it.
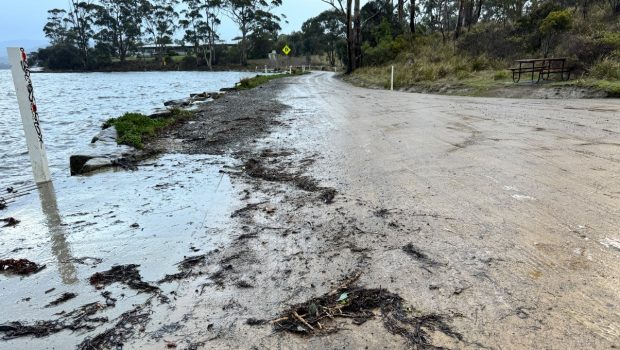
[1,72,619,349]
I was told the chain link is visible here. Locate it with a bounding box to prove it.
[19,48,44,147]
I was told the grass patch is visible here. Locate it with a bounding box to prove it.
[104,109,192,149]
[236,71,308,90]
[555,79,620,97]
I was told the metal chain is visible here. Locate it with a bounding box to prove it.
[18,48,44,146]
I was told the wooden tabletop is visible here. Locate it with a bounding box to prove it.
[514,58,567,63]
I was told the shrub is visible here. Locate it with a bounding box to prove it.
[589,58,620,80]
[540,10,573,56]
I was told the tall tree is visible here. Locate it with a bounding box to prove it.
[68,1,98,67]
[224,0,283,65]
[321,0,355,73]
[94,0,146,62]
[180,0,222,68]
[144,0,180,59]
[43,9,72,45]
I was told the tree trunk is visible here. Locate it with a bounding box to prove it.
[346,0,354,73]
[410,0,416,33]
[473,0,483,24]
[465,0,474,30]
[354,0,362,69]
[241,26,248,66]
[397,0,404,25]
[454,0,464,40]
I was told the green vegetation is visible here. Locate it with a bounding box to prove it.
[35,0,285,70]
[104,109,192,149]
[337,1,620,97]
[236,73,296,90]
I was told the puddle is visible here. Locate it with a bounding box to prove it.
[0,154,241,348]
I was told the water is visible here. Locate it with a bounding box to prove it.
[0,70,256,186]
[0,70,255,348]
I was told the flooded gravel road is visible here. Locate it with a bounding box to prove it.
[0,71,618,349]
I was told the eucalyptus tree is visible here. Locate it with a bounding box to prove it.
[301,10,345,66]
[224,0,283,65]
[320,0,354,72]
[94,0,147,61]
[180,0,222,68]
[68,1,99,67]
[144,0,180,58]
[43,9,72,45]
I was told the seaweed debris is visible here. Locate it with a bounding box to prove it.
[1,217,20,227]
[243,158,337,202]
[0,302,108,340]
[46,293,78,308]
[0,259,46,275]
[272,275,461,349]
[77,306,150,350]
[159,255,207,283]
[89,265,159,293]
[402,243,441,268]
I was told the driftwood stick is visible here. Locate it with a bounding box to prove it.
[328,272,363,295]
[293,311,315,331]
[271,316,289,324]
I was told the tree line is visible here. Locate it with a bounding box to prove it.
[39,0,283,69]
[37,0,620,72]
[299,0,619,73]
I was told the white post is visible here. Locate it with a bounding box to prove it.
[289,65,292,74]
[391,65,395,91]
[264,65,267,74]
[7,48,51,184]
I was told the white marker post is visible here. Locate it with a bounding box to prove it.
[264,65,267,74]
[7,48,51,184]
[391,65,395,91]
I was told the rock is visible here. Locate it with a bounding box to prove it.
[163,99,190,107]
[149,109,172,119]
[82,157,114,174]
[70,155,94,175]
[71,155,115,175]
[91,126,118,144]
[190,92,208,98]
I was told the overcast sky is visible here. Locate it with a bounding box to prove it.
[0,0,339,45]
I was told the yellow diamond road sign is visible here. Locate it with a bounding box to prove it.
[282,45,291,56]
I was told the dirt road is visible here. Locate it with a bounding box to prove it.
[284,72,620,348]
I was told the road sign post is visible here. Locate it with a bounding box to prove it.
[7,47,51,184]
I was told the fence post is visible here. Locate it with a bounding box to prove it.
[7,47,51,184]
[391,65,394,91]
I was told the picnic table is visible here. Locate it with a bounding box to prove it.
[509,58,571,83]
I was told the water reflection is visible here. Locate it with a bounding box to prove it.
[37,182,77,284]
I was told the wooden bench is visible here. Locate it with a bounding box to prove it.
[509,58,571,83]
